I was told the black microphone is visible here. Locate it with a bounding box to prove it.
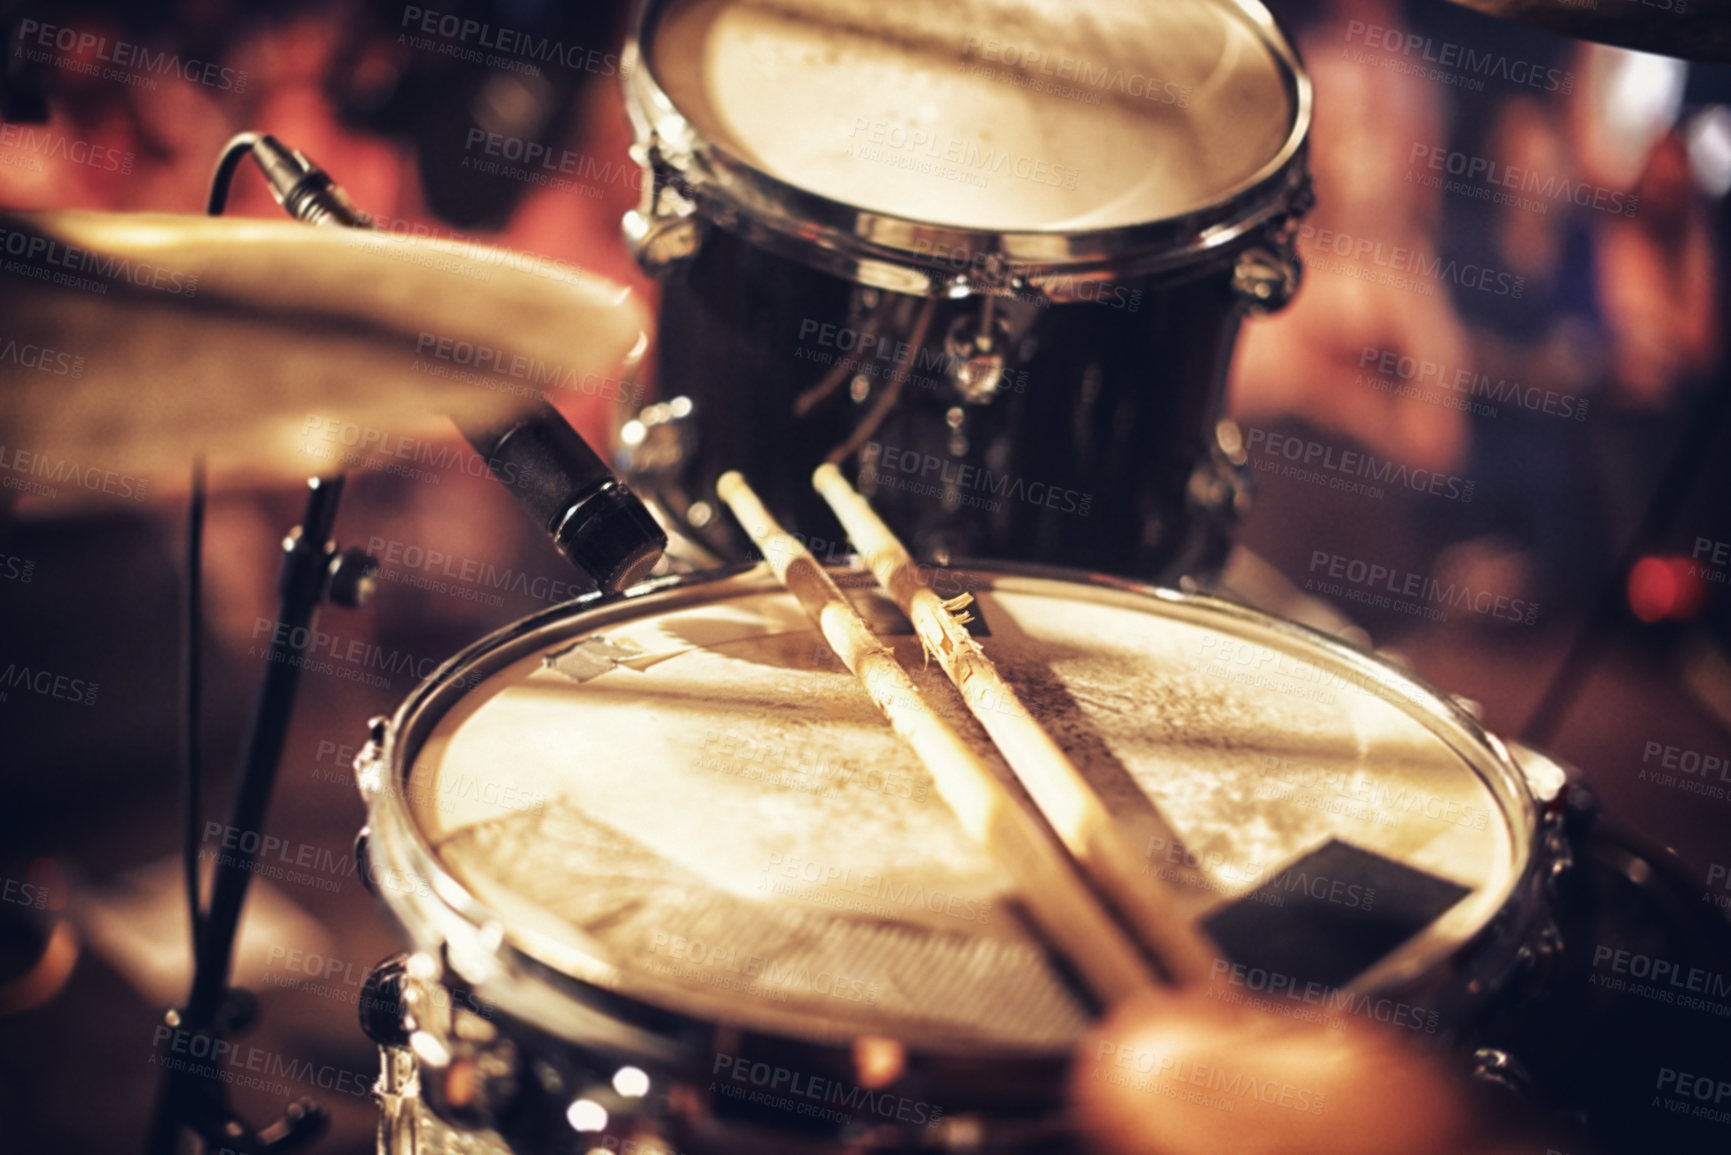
[457,400,665,592]
[243,135,667,593]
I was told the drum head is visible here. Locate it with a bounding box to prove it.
[645,0,1300,232]
[401,568,1528,1051]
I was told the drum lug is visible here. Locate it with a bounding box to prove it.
[943,307,1014,404]
[624,137,704,273]
[618,397,697,482]
[1187,430,1255,533]
[1514,915,1566,999]
[360,954,413,1048]
[1231,240,1302,313]
[1468,1047,1536,1099]
[354,719,392,800]
[1505,740,1570,806]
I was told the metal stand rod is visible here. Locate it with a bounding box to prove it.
[146,474,347,1155]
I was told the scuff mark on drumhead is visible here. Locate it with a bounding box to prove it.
[544,634,650,682]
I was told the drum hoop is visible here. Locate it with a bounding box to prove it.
[622,0,1314,294]
[359,560,1548,1062]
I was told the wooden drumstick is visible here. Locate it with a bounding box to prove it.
[715,471,1158,1006]
[813,463,1219,986]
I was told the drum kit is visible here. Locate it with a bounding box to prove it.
[3,1,1730,1154]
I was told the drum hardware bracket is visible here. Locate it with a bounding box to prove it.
[624,137,705,273]
[1230,238,1303,313]
[943,298,1016,405]
[1232,180,1311,314]
[1468,1047,1537,1099]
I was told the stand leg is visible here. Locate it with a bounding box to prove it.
[146,475,348,1155]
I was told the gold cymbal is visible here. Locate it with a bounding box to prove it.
[1446,0,1731,63]
[0,211,648,493]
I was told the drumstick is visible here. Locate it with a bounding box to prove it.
[813,464,1218,985]
[715,471,1158,1006]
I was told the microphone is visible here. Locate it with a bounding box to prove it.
[242,135,667,593]
[248,135,373,228]
[457,400,666,592]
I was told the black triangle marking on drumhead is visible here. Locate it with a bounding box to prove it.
[1200,838,1472,990]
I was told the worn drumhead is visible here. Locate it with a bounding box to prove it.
[646,0,1297,232]
[405,569,1524,1049]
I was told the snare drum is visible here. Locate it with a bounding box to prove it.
[617,0,1313,581]
[352,564,1566,1154]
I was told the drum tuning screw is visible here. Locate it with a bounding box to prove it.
[849,374,871,403]
[326,546,379,608]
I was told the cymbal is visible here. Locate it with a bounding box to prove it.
[1445,0,1731,63]
[0,211,648,493]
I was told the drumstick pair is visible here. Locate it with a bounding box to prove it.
[715,469,1218,1006]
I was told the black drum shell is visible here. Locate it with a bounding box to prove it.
[650,225,1254,582]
